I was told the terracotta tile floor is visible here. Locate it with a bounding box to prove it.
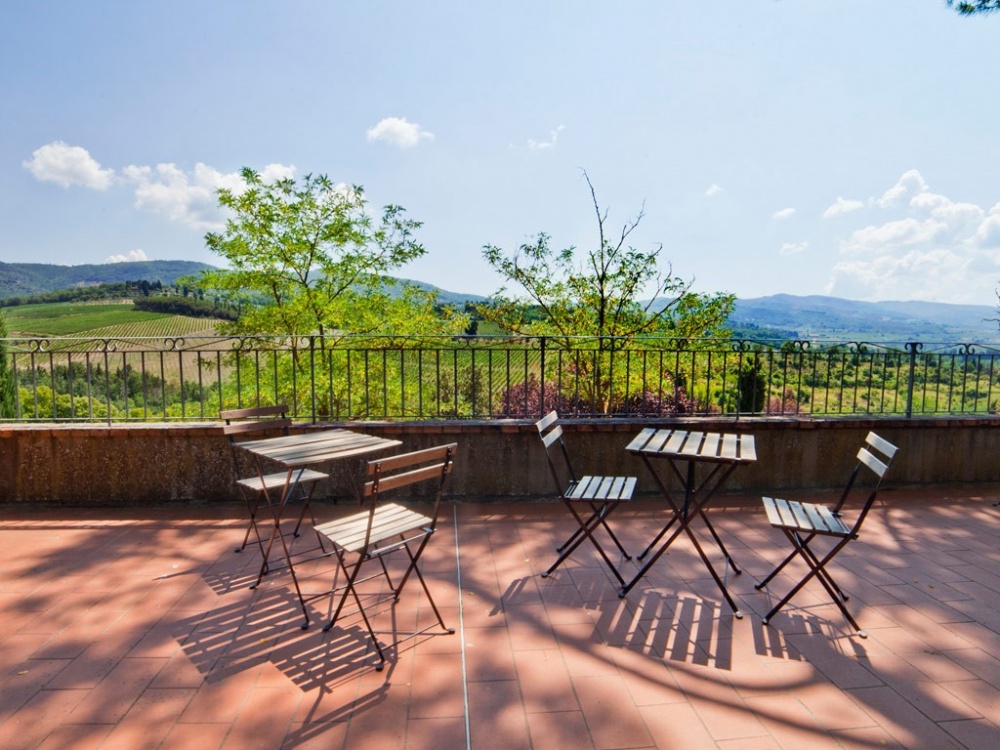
[1,486,999,749]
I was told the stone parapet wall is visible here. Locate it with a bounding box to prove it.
[1,417,997,505]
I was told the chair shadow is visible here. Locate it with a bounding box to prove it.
[608,590,737,669]
[170,587,380,689]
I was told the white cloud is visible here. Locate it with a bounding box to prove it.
[840,217,948,255]
[874,168,928,209]
[821,171,1000,303]
[822,197,864,219]
[106,249,149,263]
[121,161,295,231]
[779,241,808,256]
[705,184,724,197]
[366,117,434,148]
[258,163,297,183]
[528,125,565,150]
[975,204,1000,248]
[23,141,115,190]
[772,207,795,220]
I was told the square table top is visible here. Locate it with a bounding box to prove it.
[626,427,756,464]
[236,428,402,468]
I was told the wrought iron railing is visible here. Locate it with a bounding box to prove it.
[2,335,1000,422]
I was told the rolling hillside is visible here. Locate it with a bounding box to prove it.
[3,260,999,343]
[730,295,1000,343]
[0,260,214,299]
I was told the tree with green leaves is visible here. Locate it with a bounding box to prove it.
[948,0,1000,15]
[481,172,734,345]
[196,168,467,418]
[480,172,735,414]
[0,312,15,419]
[199,168,465,339]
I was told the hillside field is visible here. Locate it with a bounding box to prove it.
[2,301,222,338]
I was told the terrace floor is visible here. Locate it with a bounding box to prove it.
[1,487,999,749]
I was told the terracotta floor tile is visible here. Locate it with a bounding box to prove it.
[467,680,531,750]
[940,717,1000,750]
[406,652,465,719]
[33,723,114,750]
[638,702,717,750]
[159,722,231,750]
[405,716,467,749]
[742,693,845,748]
[220,685,302,749]
[0,492,998,749]
[67,656,169,725]
[687,689,769,742]
[463,625,518,682]
[98,687,197,750]
[524,709,595,749]
[573,673,654,749]
[0,688,90,750]
[513,648,580,714]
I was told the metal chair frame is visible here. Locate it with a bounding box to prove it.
[221,405,328,564]
[535,411,636,585]
[314,443,458,671]
[755,431,899,637]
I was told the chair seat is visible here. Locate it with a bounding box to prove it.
[236,468,328,493]
[762,497,851,537]
[567,475,637,503]
[315,502,433,553]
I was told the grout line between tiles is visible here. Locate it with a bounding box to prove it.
[454,504,472,750]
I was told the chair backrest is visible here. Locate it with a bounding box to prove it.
[220,405,293,439]
[365,443,458,522]
[220,405,293,478]
[837,431,899,535]
[535,411,577,495]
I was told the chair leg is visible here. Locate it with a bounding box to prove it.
[396,537,454,634]
[755,531,819,590]
[324,551,389,670]
[236,492,267,555]
[761,532,866,637]
[558,501,631,560]
[543,501,626,586]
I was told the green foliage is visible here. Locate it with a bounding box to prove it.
[0,280,156,307]
[197,168,466,339]
[480,173,734,345]
[948,0,1000,15]
[0,312,15,418]
[133,296,237,321]
[3,303,169,336]
[479,172,735,413]
[736,356,767,414]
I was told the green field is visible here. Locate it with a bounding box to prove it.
[3,301,221,337]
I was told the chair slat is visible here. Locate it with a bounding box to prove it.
[236,468,327,492]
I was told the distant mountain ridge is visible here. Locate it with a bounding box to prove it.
[731,294,1000,343]
[0,260,215,299]
[1,262,997,342]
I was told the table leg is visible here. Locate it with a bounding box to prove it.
[620,457,744,617]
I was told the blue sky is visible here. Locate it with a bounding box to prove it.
[2,1,999,305]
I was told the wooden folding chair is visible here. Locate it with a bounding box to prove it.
[535,411,635,585]
[314,443,457,671]
[755,431,899,637]
[221,405,328,561]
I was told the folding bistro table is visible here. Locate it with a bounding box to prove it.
[234,428,402,624]
[622,428,756,617]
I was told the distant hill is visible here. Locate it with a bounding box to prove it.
[0,261,488,308]
[0,260,215,299]
[730,294,1000,343]
[385,278,487,307]
[4,262,996,343]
